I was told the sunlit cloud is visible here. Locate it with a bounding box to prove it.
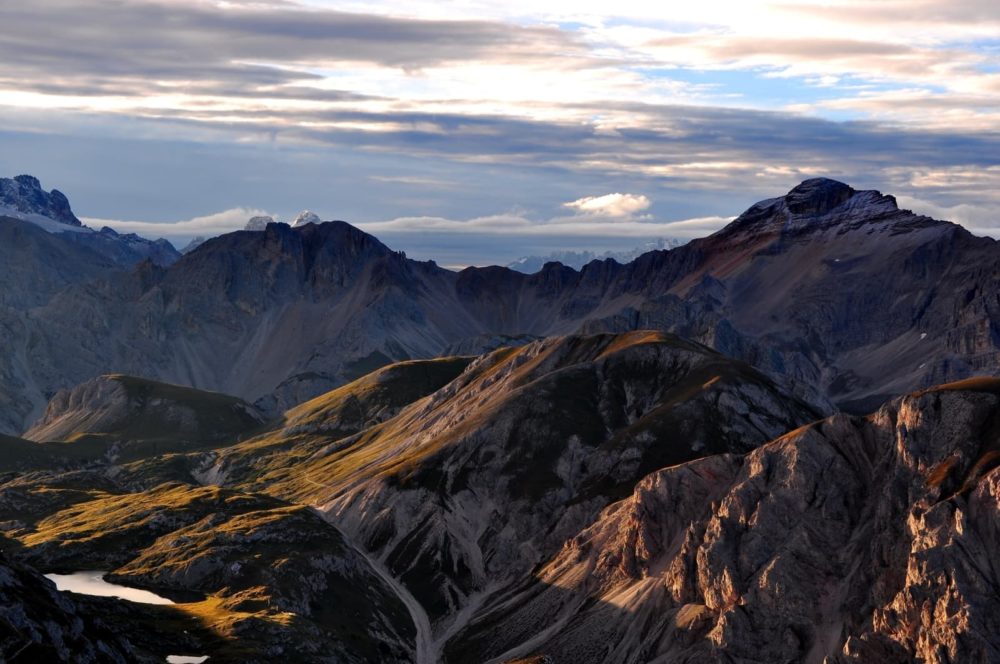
[563,193,651,218]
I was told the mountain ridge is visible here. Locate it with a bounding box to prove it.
[2,177,997,436]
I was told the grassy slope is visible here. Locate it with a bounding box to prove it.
[283,356,473,435]
[187,356,474,490]
[228,330,805,503]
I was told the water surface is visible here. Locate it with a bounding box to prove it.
[45,571,174,605]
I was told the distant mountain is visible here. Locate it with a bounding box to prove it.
[507,237,687,273]
[292,210,321,227]
[0,174,180,267]
[180,235,206,254]
[0,174,82,227]
[2,177,1000,435]
[64,226,180,268]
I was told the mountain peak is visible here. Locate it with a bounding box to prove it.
[13,174,41,189]
[783,177,855,215]
[293,210,321,227]
[719,177,907,240]
[0,174,81,227]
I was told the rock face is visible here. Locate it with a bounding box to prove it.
[447,379,1000,663]
[0,539,136,662]
[3,177,1000,441]
[0,174,81,226]
[5,220,481,432]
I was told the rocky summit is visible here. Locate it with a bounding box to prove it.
[0,174,81,227]
[0,177,998,662]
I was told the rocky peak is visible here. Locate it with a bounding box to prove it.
[718,177,913,241]
[0,174,81,226]
[784,177,855,215]
[292,210,321,227]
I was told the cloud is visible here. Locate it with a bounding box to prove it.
[357,211,729,239]
[82,207,269,239]
[562,192,651,218]
[0,0,997,259]
[0,0,585,87]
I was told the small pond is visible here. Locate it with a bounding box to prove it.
[46,572,210,662]
[45,570,175,605]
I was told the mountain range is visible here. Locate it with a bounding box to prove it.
[1,175,999,662]
[2,176,998,433]
[506,238,687,274]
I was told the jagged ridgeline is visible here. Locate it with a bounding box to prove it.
[3,177,1000,437]
[1,177,999,662]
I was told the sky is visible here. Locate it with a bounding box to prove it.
[1,0,999,266]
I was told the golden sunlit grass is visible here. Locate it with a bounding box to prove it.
[21,483,270,549]
[284,356,472,432]
[227,331,752,506]
[920,376,1000,396]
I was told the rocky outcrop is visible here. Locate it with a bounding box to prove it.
[7,482,417,663]
[442,333,539,356]
[0,538,136,662]
[448,379,1000,663]
[110,503,415,662]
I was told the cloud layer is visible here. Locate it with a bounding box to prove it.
[0,0,997,264]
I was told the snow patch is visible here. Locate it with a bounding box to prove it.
[0,205,93,234]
